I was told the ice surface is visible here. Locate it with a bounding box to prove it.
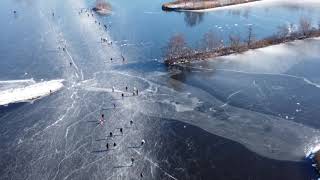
[0,79,64,106]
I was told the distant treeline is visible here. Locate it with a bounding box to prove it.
[164,17,320,65]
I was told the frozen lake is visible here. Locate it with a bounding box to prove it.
[0,0,320,179]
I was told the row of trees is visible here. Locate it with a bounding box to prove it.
[164,16,320,64]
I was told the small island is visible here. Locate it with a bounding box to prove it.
[92,0,112,15]
[163,17,320,65]
[162,0,261,11]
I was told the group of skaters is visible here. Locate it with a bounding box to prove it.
[101,112,146,178]
[99,84,145,178]
[117,86,139,98]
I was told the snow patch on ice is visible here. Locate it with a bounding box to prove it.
[0,79,64,106]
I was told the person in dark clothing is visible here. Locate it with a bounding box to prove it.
[110,132,113,137]
[131,157,134,166]
[140,173,143,178]
[121,93,124,98]
[69,62,73,66]
[106,143,109,150]
[101,114,104,119]
[52,12,54,17]
[130,120,133,125]
[113,142,117,147]
[122,55,125,62]
[113,103,116,108]
[120,128,123,134]
[125,86,128,91]
[136,89,139,96]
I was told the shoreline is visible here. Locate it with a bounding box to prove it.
[162,0,261,11]
[164,31,320,66]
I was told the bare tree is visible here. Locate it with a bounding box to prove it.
[201,30,221,51]
[229,34,241,52]
[277,24,289,39]
[164,34,190,59]
[299,17,312,36]
[245,25,255,48]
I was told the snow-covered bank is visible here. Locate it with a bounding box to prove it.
[0,79,64,106]
[186,0,320,12]
[214,37,320,74]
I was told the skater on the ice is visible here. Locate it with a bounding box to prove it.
[69,62,73,66]
[141,139,145,146]
[52,12,54,17]
[133,87,137,96]
[120,128,123,134]
[113,142,117,147]
[113,103,116,108]
[106,143,109,150]
[140,173,143,178]
[131,157,135,166]
[112,86,115,92]
[121,55,125,62]
[130,120,133,125]
[121,93,124,99]
[110,57,113,61]
[125,86,128,91]
[136,89,139,96]
[110,132,113,137]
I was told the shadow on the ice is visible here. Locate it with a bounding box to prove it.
[113,165,132,169]
[87,120,98,123]
[91,149,114,153]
